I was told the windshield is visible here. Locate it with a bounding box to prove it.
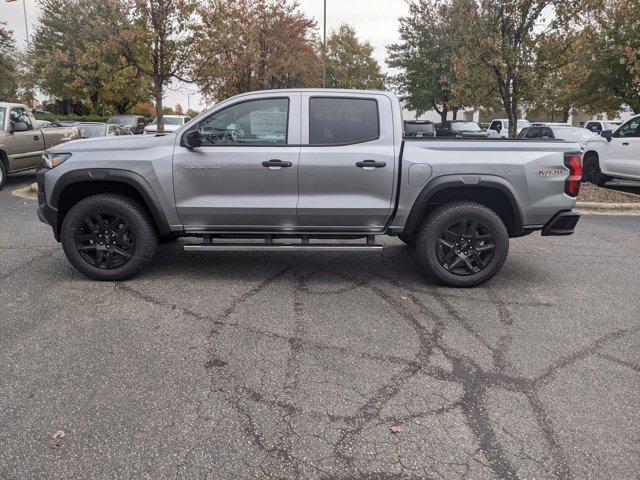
[517,120,531,128]
[552,127,599,142]
[152,117,183,126]
[107,116,136,127]
[452,122,482,132]
[78,124,106,138]
[405,123,434,134]
[0,108,5,131]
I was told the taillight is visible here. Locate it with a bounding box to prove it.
[564,153,583,197]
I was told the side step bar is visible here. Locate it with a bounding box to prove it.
[184,244,383,252]
[184,234,383,252]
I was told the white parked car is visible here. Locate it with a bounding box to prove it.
[582,115,640,185]
[487,119,531,138]
[144,115,191,134]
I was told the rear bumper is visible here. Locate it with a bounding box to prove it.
[541,209,580,236]
[36,168,60,241]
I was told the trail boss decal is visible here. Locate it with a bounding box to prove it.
[537,169,565,177]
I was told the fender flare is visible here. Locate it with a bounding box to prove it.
[403,174,524,235]
[50,168,172,236]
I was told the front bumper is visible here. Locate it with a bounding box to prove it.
[35,168,60,241]
[541,209,580,236]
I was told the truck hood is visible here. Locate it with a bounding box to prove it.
[48,132,177,153]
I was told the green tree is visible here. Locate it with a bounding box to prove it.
[576,0,640,114]
[325,24,386,90]
[0,23,19,101]
[112,0,198,132]
[387,0,477,124]
[191,0,321,102]
[30,0,150,115]
[457,0,585,137]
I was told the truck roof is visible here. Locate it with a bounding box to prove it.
[0,102,27,109]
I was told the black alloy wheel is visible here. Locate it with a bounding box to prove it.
[74,212,136,270]
[435,218,496,276]
[61,193,158,281]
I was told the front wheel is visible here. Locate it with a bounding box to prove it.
[61,193,158,281]
[416,202,509,287]
[0,160,6,190]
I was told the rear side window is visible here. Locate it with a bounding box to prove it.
[490,121,502,132]
[309,97,379,145]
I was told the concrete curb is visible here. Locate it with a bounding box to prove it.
[576,201,640,215]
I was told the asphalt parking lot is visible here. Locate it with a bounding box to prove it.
[1,172,639,480]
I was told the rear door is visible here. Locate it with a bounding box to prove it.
[173,93,302,229]
[297,93,396,229]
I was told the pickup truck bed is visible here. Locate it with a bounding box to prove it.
[36,89,581,287]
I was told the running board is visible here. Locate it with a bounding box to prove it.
[184,234,383,252]
[184,243,383,252]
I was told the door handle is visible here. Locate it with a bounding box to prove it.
[622,142,629,146]
[356,160,386,169]
[262,159,292,168]
[33,135,39,141]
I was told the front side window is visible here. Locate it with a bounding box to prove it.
[614,117,640,138]
[10,107,33,130]
[309,97,379,145]
[199,98,289,146]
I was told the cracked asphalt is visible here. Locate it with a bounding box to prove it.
[1,171,639,480]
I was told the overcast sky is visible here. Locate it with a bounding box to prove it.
[0,0,410,111]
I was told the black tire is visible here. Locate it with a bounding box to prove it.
[397,233,416,247]
[61,193,158,281]
[0,159,6,190]
[583,154,610,187]
[415,202,509,287]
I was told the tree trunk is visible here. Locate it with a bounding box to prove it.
[154,78,164,134]
[452,109,458,120]
[440,108,448,126]
[562,106,571,124]
[507,99,518,139]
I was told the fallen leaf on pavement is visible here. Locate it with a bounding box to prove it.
[400,295,409,300]
[50,430,66,449]
[390,424,404,433]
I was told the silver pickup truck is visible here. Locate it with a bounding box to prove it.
[0,102,79,189]
[36,89,582,287]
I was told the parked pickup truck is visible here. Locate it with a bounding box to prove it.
[0,102,80,189]
[582,115,640,186]
[36,89,582,287]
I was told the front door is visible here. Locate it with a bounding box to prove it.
[8,107,43,171]
[173,94,301,230]
[605,117,640,179]
[297,93,396,229]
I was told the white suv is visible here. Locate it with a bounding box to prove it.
[487,119,531,138]
[583,115,640,185]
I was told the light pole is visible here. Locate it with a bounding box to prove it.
[322,0,327,88]
[6,0,30,47]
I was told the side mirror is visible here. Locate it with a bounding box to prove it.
[11,122,29,133]
[183,130,201,148]
[601,130,613,141]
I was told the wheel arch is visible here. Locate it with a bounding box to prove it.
[403,176,524,237]
[0,149,8,172]
[51,169,172,238]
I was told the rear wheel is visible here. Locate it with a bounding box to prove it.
[583,154,610,187]
[61,193,158,281]
[416,202,509,287]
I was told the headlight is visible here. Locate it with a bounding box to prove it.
[42,153,72,169]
